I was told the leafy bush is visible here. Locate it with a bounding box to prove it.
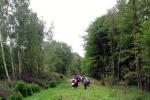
[45,81,56,88]
[55,80,62,85]
[124,72,137,86]
[14,81,41,98]
[30,83,40,93]
[8,81,16,89]
[26,85,33,96]
[44,80,62,88]
[59,74,64,79]
[105,76,118,86]
[7,92,23,100]
[15,81,28,97]
[49,81,57,88]
[15,81,40,97]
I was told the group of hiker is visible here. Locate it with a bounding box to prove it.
[71,75,90,89]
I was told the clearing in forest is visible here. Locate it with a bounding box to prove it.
[24,81,150,100]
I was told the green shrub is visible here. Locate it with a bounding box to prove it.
[15,81,41,97]
[15,81,28,97]
[30,83,40,93]
[8,92,23,100]
[124,72,137,86]
[45,79,63,88]
[55,80,62,85]
[26,85,33,96]
[59,74,64,79]
[8,81,16,89]
[134,94,149,100]
[44,80,58,88]
[105,76,118,86]
[48,81,56,88]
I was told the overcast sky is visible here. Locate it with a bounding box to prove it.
[30,0,116,57]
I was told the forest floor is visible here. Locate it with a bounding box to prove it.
[23,80,150,100]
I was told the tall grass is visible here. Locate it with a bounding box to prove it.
[24,81,150,100]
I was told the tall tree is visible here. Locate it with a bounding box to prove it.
[4,0,16,79]
[44,40,72,74]
[131,0,142,90]
[0,0,10,81]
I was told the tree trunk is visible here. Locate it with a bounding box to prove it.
[18,48,22,78]
[135,55,142,90]
[117,47,121,80]
[101,74,105,85]
[10,47,15,80]
[35,59,39,77]
[0,32,10,81]
[132,0,142,90]
[111,23,115,77]
[103,44,106,77]
[110,11,117,77]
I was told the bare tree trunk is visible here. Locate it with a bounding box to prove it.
[18,49,22,78]
[10,47,15,80]
[135,55,142,90]
[0,32,10,81]
[112,30,115,77]
[117,47,121,80]
[35,59,39,77]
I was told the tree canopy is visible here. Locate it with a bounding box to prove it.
[84,0,150,90]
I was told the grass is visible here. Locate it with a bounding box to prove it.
[24,80,150,100]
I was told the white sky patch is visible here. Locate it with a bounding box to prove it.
[30,0,116,57]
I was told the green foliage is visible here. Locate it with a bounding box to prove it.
[40,72,64,82]
[70,53,82,74]
[83,0,150,90]
[26,86,33,96]
[44,80,62,88]
[30,83,40,93]
[47,81,56,88]
[84,18,109,79]
[0,0,53,79]
[124,72,138,86]
[15,81,40,97]
[105,76,118,86]
[141,19,150,53]
[7,91,23,100]
[8,81,16,89]
[15,81,28,97]
[44,40,72,74]
[24,81,150,100]
[0,0,83,82]
[109,89,117,97]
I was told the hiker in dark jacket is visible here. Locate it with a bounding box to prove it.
[74,75,82,83]
[82,76,90,89]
